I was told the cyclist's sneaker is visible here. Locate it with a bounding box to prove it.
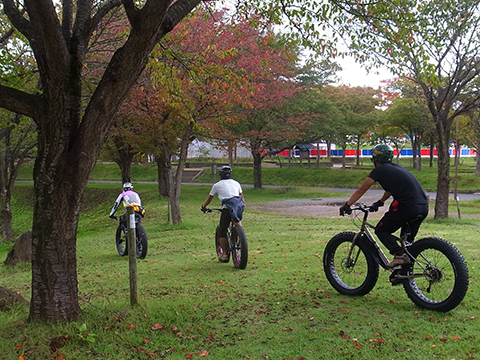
[388,253,410,268]
[218,254,229,262]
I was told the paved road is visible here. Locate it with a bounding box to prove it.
[74,180,480,203]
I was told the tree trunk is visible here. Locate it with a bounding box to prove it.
[416,138,422,171]
[252,152,263,188]
[410,137,418,170]
[156,148,171,197]
[355,139,360,166]
[112,138,134,183]
[228,139,234,167]
[0,194,13,241]
[0,152,14,241]
[341,145,346,170]
[30,140,84,322]
[169,121,194,224]
[429,130,435,167]
[434,123,450,219]
[476,151,480,176]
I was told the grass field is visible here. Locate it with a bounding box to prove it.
[1,163,479,359]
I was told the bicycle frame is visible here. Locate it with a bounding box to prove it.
[350,207,390,269]
[349,206,435,280]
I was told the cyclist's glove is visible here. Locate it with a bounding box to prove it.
[201,206,207,213]
[370,200,384,212]
[110,214,117,220]
[339,202,352,216]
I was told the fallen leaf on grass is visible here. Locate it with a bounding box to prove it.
[452,336,461,340]
[151,323,163,331]
[439,337,448,343]
[199,350,209,357]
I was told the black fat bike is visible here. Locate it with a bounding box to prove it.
[202,208,248,269]
[112,213,148,259]
[323,205,469,312]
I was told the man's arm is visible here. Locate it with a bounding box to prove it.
[109,194,123,217]
[202,194,214,209]
[346,177,375,206]
[379,191,391,203]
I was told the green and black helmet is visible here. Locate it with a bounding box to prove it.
[371,144,394,163]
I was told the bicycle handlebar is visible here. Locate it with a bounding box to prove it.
[351,205,373,213]
[201,207,222,213]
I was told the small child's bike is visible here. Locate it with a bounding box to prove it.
[323,205,468,312]
[202,208,248,269]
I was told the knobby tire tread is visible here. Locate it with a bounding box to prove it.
[115,225,128,256]
[136,224,148,259]
[232,225,248,269]
[323,232,379,296]
[403,237,468,312]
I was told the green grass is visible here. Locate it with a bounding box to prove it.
[0,183,479,360]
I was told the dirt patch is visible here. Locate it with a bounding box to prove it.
[253,197,480,219]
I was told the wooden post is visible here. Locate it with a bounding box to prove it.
[127,206,138,305]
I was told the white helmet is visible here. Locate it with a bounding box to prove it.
[123,182,133,191]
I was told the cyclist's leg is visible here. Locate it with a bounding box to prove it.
[400,207,428,243]
[375,210,408,256]
[218,210,231,256]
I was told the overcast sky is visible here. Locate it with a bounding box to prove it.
[334,57,393,89]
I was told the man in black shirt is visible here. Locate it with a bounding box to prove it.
[339,144,429,267]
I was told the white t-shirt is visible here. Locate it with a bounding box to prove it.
[209,179,243,201]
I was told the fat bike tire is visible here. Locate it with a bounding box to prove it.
[403,237,468,312]
[115,225,128,256]
[215,226,230,263]
[231,225,248,269]
[323,232,379,296]
[135,224,148,259]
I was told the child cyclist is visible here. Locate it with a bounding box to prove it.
[339,144,429,267]
[201,165,245,261]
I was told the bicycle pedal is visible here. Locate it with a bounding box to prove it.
[389,270,403,286]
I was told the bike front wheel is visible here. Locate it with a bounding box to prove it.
[323,232,379,296]
[230,225,248,269]
[403,237,468,312]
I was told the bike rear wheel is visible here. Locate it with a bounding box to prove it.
[231,225,248,269]
[135,224,148,259]
[403,237,468,312]
[115,223,148,259]
[323,232,379,296]
[215,226,230,263]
